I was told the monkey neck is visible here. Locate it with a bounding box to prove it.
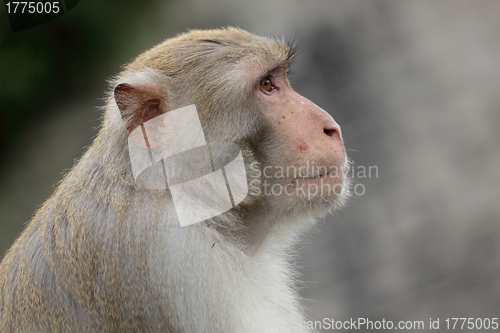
[239,212,275,255]
[235,209,313,256]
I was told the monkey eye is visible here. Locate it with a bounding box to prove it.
[259,77,275,93]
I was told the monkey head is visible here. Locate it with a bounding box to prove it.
[111,27,350,229]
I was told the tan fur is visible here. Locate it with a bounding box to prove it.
[0,27,348,332]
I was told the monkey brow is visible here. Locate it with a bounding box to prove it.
[285,39,298,62]
[269,45,295,75]
[265,65,289,77]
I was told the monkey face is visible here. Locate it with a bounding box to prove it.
[250,69,350,217]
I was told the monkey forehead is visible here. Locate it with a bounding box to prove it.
[123,27,293,83]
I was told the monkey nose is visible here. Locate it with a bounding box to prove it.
[323,120,345,160]
[324,125,344,151]
[323,119,342,141]
[324,127,339,138]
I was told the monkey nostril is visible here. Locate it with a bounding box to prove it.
[324,128,336,137]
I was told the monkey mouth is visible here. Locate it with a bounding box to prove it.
[296,171,340,180]
[299,174,328,180]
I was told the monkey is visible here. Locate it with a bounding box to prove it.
[0,27,350,332]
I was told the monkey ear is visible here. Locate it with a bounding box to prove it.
[114,82,167,133]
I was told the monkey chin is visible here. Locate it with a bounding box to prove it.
[262,161,351,221]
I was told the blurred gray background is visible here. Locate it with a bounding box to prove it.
[1,1,499,331]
